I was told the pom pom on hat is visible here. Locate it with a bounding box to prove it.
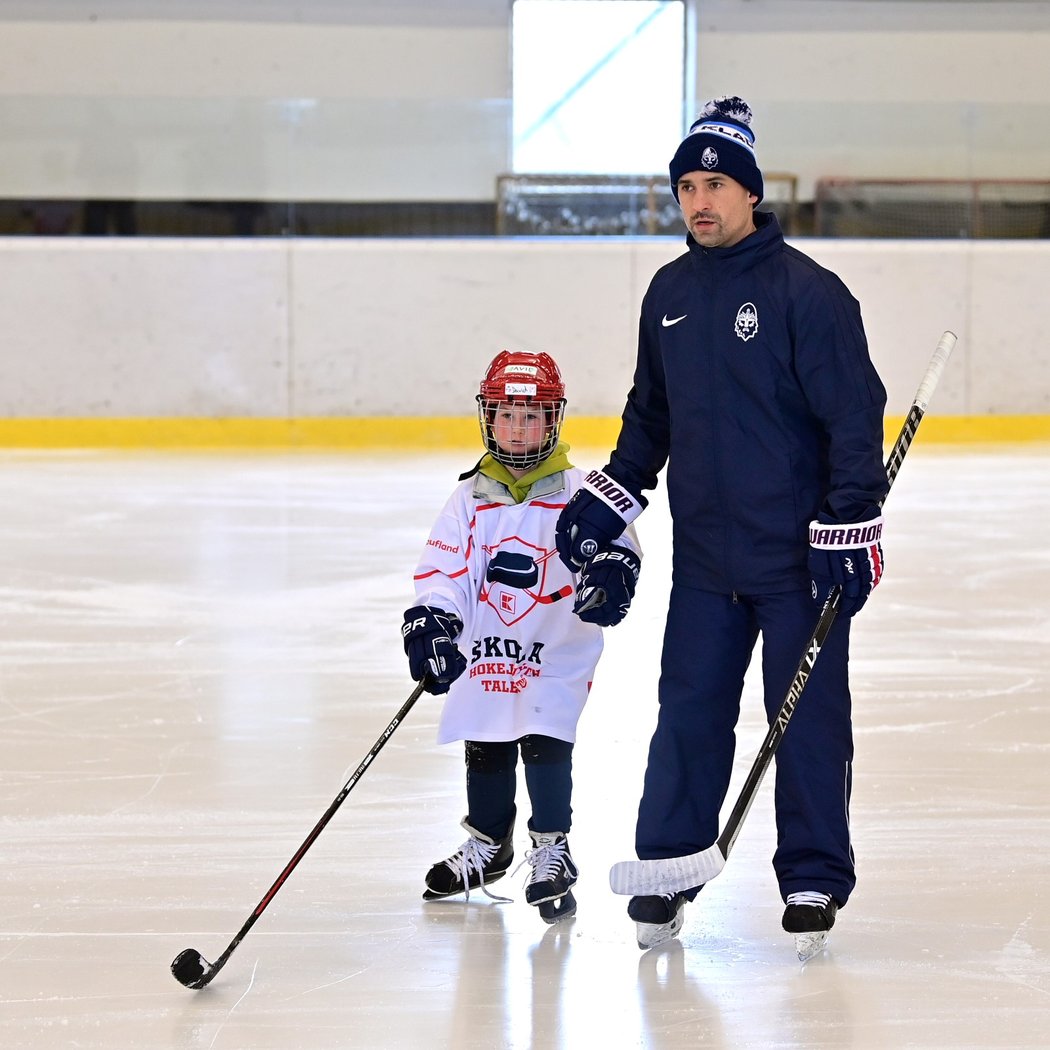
[696,96,754,127]
[669,95,764,203]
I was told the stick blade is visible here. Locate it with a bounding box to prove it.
[171,948,214,989]
[608,845,727,896]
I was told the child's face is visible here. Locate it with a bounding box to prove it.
[491,402,547,459]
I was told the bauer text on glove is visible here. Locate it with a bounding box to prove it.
[573,545,641,627]
[808,512,884,618]
[401,605,468,694]
[555,468,646,571]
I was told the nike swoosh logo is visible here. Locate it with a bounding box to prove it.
[662,314,687,327]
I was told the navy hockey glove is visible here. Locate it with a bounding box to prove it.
[573,545,641,627]
[555,468,646,571]
[401,605,467,695]
[808,511,885,618]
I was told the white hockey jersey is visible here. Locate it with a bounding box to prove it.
[412,466,640,745]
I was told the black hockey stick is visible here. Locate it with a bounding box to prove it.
[171,680,427,989]
[609,330,957,896]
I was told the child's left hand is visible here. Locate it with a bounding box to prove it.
[573,546,641,627]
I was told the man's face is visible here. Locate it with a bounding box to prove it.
[676,171,757,248]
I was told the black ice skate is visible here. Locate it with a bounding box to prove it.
[782,891,838,962]
[520,830,578,924]
[627,892,688,950]
[423,817,514,902]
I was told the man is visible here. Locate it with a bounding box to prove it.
[556,97,888,954]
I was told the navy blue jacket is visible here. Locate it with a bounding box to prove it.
[608,212,888,594]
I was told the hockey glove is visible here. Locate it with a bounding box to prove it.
[555,468,646,571]
[401,605,467,695]
[573,545,641,627]
[808,511,885,618]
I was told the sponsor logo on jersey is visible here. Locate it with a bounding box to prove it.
[662,314,687,327]
[469,636,545,665]
[468,637,545,694]
[426,537,460,554]
[734,302,759,342]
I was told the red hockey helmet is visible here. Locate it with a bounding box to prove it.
[477,350,567,471]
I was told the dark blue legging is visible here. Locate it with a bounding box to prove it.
[636,585,856,905]
[464,735,573,840]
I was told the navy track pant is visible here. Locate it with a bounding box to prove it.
[635,584,856,905]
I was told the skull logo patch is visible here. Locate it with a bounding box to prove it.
[734,302,759,342]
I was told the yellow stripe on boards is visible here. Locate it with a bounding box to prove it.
[0,416,1048,449]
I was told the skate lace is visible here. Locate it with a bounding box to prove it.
[785,891,832,908]
[518,839,569,886]
[446,836,512,903]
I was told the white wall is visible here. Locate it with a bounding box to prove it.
[697,2,1050,197]
[2,237,1047,420]
[0,7,511,201]
[0,2,1048,201]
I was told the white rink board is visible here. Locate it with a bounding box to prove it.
[0,237,1046,419]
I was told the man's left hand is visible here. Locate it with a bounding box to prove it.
[808,512,885,617]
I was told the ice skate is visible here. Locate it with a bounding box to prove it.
[782,891,838,962]
[519,830,578,924]
[423,817,514,902]
[627,892,688,950]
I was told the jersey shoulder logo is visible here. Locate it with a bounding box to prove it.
[661,313,687,327]
[734,302,759,342]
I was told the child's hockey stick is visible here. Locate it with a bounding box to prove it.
[609,330,957,897]
[171,680,427,989]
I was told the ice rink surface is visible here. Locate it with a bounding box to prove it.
[1,445,1048,1049]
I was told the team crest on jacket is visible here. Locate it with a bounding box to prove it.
[734,302,759,342]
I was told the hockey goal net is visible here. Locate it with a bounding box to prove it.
[496,172,799,236]
[814,178,1050,238]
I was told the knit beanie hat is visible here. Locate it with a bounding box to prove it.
[669,96,764,204]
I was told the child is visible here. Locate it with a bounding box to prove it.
[401,350,642,923]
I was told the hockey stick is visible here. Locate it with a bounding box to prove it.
[529,584,574,604]
[171,680,427,989]
[609,330,957,897]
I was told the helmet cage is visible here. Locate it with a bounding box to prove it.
[477,395,566,472]
[477,350,566,472]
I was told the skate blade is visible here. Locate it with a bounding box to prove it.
[794,930,829,963]
[635,912,685,951]
[538,890,577,925]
